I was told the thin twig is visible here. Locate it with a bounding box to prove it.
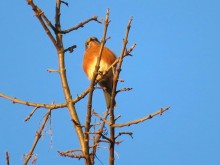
[81,122,101,128]
[58,149,82,153]
[126,43,136,55]
[41,13,57,33]
[58,151,84,159]
[57,149,83,159]
[115,132,133,139]
[59,153,84,159]
[113,106,171,128]
[61,0,69,7]
[61,16,101,34]
[47,69,60,73]
[23,108,52,165]
[90,111,109,164]
[24,107,39,122]
[92,110,110,125]
[64,45,77,53]
[116,87,133,94]
[114,115,121,122]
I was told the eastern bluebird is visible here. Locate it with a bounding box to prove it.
[83,36,116,109]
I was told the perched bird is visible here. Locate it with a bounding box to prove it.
[83,36,117,109]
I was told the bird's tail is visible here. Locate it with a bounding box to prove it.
[103,90,116,109]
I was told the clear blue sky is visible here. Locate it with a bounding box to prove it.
[1,1,220,165]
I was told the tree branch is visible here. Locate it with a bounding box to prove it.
[90,111,109,164]
[0,93,66,109]
[108,17,133,165]
[24,106,39,122]
[64,45,77,53]
[115,132,133,140]
[54,0,88,164]
[61,16,101,34]
[26,0,57,47]
[113,106,170,128]
[58,151,84,159]
[84,8,110,165]
[61,0,69,7]
[23,108,52,165]
[116,87,133,94]
[92,110,110,125]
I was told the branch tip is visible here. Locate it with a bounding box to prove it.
[64,45,77,53]
[61,1,69,7]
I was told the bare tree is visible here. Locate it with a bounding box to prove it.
[0,1,170,165]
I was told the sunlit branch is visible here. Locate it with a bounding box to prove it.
[0,93,66,109]
[24,107,39,122]
[23,108,52,165]
[26,0,57,47]
[84,9,110,165]
[61,16,101,34]
[113,106,171,128]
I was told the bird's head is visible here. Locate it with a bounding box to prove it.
[85,36,100,49]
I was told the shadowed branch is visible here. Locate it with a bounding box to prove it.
[6,152,10,165]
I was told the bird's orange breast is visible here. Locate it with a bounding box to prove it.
[83,41,116,80]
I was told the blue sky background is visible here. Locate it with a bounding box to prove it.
[1,0,220,165]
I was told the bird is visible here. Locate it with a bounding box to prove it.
[83,36,117,109]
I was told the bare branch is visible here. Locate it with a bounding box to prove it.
[24,107,39,122]
[0,93,66,109]
[61,0,69,7]
[26,0,57,47]
[64,45,77,53]
[47,69,60,73]
[84,9,110,164]
[113,106,171,128]
[59,149,82,153]
[21,1,170,164]
[114,115,121,122]
[23,108,52,165]
[57,149,84,159]
[92,110,110,125]
[89,132,111,142]
[108,17,134,165]
[90,111,109,164]
[61,16,101,34]
[126,43,136,55]
[53,0,88,163]
[58,151,84,159]
[41,13,57,33]
[115,132,133,139]
[81,122,101,128]
[116,87,133,94]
